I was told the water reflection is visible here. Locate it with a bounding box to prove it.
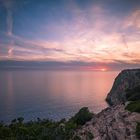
[0,70,119,122]
[7,72,14,113]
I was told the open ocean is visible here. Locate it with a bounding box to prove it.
[0,70,119,122]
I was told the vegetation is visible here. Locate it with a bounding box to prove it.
[125,86,140,113]
[125,100,140,113]
[125,86,140,101]
[125,86,140,139]
[70,107,93,125]
[0,107,93,140]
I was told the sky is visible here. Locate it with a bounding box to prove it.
[0,0,140,70]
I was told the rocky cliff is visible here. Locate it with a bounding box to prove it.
[77,105,140,140]
[76,69,140,140]
[106,69,140,105]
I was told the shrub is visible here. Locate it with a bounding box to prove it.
[125,86,140,101]
[11,119,17,124]
[125,100,140,113]
[0,107,94,140]
[71,107,93,125]
[17,117,24,124]
[65,121,77,130]
[0,127,12,138]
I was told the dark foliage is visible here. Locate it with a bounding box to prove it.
[125,86,140,101]
[125,100,140,113]
[0,107,94,140]
[125,86,140,113]
[70,107,93,125]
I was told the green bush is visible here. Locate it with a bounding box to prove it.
[65,121,77,130]
[125,86,140,101]
[0,127,12,139]
[70,107,93,125]
[17,117,24,124]
[125,100,140,113]
[0,107,94,140]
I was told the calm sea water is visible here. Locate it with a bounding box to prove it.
[0,70,119,122]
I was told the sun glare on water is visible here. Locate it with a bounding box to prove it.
[100,68,107,72]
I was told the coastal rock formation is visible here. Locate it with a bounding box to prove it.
[106,69,140,105]
[76,69,140,140]
[77,105,140,140]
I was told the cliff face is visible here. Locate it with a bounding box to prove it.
[77,69,140,140]
[106,69,140,106]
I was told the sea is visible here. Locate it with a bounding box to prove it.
[0,70,119,122]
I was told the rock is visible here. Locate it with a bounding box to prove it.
[106,69,140,106]
[76,69,140,140]
[77,105,140,140]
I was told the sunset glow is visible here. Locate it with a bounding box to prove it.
[100,68,107,72]
[0,0,140,70]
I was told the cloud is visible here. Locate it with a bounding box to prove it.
[8,47,13,56]
[1,0,14,36]
[0,0,139,70]
[122,9,140,30]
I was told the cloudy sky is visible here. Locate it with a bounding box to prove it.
[0,0,140,70]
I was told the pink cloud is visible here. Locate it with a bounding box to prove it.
[0,2,139,65]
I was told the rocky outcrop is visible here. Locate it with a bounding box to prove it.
[76,69,140,140]
[77,105,140,140]
[106,69,140,106]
